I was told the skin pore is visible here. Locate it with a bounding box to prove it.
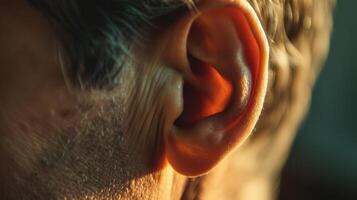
[0,0,334,199]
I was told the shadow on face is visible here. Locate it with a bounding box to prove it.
[0,0,334,199]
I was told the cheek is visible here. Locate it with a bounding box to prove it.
[0,0,79,136]
[0,71,83,184]
[0,57,78,137]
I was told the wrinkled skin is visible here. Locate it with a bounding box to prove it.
[0,0,334,199]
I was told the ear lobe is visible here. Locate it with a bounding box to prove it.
[164,1,269,176]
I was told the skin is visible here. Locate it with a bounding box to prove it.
[0,0,334,199]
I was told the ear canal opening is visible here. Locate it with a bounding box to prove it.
[175,54,233,128]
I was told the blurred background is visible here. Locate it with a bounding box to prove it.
[279,1,357,199]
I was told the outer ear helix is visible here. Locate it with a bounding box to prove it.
[164,0,269,176]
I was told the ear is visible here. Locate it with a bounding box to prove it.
[162,0,269,176]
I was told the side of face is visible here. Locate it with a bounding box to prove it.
[0,0,334,199]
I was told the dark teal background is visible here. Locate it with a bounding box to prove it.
[279,1,357,199]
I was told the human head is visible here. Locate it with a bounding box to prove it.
[0,0,334,199]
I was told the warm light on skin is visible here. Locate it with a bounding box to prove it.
[163,0,269,176]
[0,0,334,199]
[177,60,233,126]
